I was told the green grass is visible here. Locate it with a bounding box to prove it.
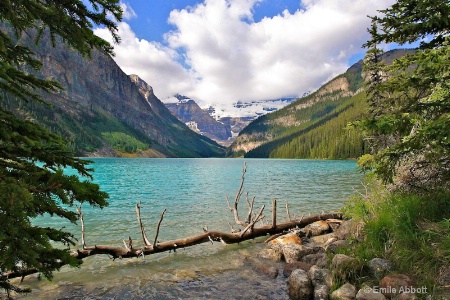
[342,178,450,296]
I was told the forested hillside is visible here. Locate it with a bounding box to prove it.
[228,49,414,159]
[267,93,366,159]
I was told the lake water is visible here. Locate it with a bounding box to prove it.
[17,158,362,299]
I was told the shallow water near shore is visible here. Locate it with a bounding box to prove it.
[17,158,362,299]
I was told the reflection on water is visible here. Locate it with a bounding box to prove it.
[16,158,361,299]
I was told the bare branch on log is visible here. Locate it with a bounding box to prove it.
[246,195,256,224]
[228,222,240,233]
[136,202,151,246]
[76,205,86,249]
[153,209,166,248]
[271,199,277,229]
[122,240,129,251]
[226,162,250,227]
[240,205,265,238]
[285,201,292,221]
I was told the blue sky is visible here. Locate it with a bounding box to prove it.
[123,1,303,43]
[95,0,396,115]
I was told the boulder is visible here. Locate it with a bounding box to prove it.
[331,254,356,269]
[257,248,283,262]
[283,244,319,263]
[269,232,303,251]
[302,253,329,268]
[288,269,314,300]
[356,285,387,300]
[368,258,393,278]
[331,283,357,300]
[334,219,364,240]
[326,240,348,253]
[308,265,333,288]
[283,262,313,277]
[305,220,331,237]
[379,274,414,299]
[327,219,344,232]
[315,284,330,300]
[310,232,336,245]
[394,292,418,300]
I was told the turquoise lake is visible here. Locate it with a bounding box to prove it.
[19,158,363,299]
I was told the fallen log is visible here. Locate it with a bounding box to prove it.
[3,210,342,281]
[72,211,343,260]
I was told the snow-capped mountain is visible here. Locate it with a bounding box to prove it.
[163,95,297,146]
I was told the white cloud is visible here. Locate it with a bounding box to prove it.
[120,2,137,20]
[95,23,196,97]
[96,0,395,115]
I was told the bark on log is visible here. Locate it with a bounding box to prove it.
[3,211,342,281]
[71,212,342,260]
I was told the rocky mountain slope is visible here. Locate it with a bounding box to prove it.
[1,28,225,158]
[165,95,232,144]
[165,95,293,146]
[228,49,415,158]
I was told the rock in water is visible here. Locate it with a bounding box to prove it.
[307,265,333,288]
[288,269,314,300]
[283,262,313,277]
[257,248,283,262]
[314,285,330,300]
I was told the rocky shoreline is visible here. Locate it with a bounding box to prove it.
[244,218,428,300]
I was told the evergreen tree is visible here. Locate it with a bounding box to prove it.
[359,0,450,187]
[0,0,122,296]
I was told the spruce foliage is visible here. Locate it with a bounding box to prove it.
[359,0,450,187]
[0,0,122,296]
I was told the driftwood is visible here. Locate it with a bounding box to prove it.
[72,211,342,260]
[3,162,343,280]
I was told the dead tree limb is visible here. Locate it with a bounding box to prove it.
[226,162,250,227]
[285,200,292,221]
[240,205,265,238]
[271,199,277,229]
[76,205,86,249]
[136,202,151,246]
[246,195,256,224]
[153,209,166,248]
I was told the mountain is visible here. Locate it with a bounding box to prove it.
[205,98,296,120]
[164,95,232,145]
[164,95,296,146]
[227,49,415,158]
[1,27,225,158]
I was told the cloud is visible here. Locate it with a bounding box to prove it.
[120,1,137,20]
[95,23,196,97]
[96,0,395,113]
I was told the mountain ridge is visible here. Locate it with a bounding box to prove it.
[0,27,225,158]
[228,49,415,158]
